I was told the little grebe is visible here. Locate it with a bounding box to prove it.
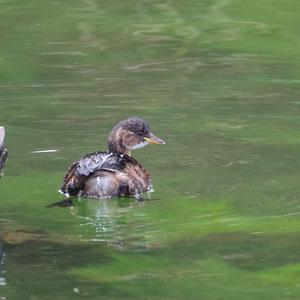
[0,127,8,177]
[59,117,165,199]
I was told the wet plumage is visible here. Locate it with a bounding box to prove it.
[59,117,165,199]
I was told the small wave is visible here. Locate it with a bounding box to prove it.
[31,149,59,153]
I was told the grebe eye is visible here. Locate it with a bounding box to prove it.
[140,128,147,135]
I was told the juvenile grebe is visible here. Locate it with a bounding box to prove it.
[59,117,165,199]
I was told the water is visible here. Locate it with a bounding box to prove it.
[1,0,300,298]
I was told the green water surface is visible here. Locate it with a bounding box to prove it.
[1,0,300,299]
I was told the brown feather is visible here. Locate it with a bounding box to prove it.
[59,117,164,199]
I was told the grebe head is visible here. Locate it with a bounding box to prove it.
[108,117,165,155]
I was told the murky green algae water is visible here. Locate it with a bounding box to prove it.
[1,0,300,299]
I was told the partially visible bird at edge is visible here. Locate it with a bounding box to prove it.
[0,127,8,177]
[59,117,166,200]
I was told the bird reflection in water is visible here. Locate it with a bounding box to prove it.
[54,198,154,250]
[0,127,8,177]
[0,239,6,288]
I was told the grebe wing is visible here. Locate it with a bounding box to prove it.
[76,152,124,175]
[60,152,151,198]
[60,151,123,196]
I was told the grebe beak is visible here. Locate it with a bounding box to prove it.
[144,132,166,145]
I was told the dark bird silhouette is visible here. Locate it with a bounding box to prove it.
[59,117,165,199]
[0,127,8,177]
